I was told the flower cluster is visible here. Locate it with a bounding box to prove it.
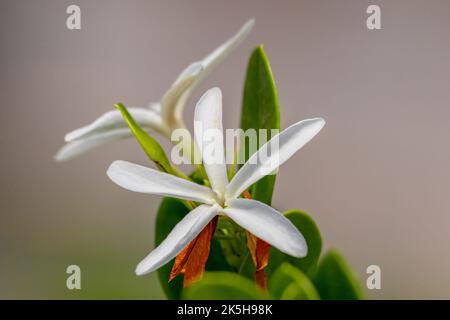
[56,20,343,297]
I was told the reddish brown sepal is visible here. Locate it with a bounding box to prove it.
[243,189,271,290]
[169,216,218,287]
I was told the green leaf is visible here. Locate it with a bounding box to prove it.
[155,197,231,300]
[240,45,280,205]
[268,263,320,300]
[266,210,322,275]
[182,271,268,300]
[115,103,187,179]
[312,249,365,300]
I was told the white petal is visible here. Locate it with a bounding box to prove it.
[65,107,167,142]
[135,204,220,275]
[55,129,132,162]
[226,118,325,200]
[194,88,228,197]
[160,19,254,129]
[147,102,161,112]
[223,199,307,258]
[172,62,204,90]
[201,19,255,71]
[107,160,216,204]
[160,62,203,128]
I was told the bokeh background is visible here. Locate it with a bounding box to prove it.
[1,0,450,299]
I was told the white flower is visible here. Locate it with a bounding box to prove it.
[107,87,325,276]
[55,19,255,161]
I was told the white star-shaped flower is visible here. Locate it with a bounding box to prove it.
[55,20,255,161]
[107,87,325,276]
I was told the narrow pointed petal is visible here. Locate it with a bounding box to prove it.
[107,160,216,204]
[194,88,228,197]
[160,19,254,129]
[201,19,255,71]
[226,118,325,200]
[223,199,307,258]
[55,129,132,162]
[160,62,203,128]
[65,107,166,142]
[135,204,220,275]
[147,102,161,112]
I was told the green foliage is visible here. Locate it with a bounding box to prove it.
[240,45,280,205]
[266,210,322,275]
[313,249,365,300]
[269,263,320,300]
[215,217,249,270]
[183,272,268,300]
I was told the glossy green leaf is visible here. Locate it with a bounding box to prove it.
[266,210,322,275]
[183,271,268,300]
[155,197,231,300]
[115,103,187,178]
[312,249,365,300]
[268,263,320,300]
[240,45,280,205]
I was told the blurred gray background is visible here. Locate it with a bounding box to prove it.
[1,0,450,299]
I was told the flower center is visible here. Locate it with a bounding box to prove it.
[213,192,225,208]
